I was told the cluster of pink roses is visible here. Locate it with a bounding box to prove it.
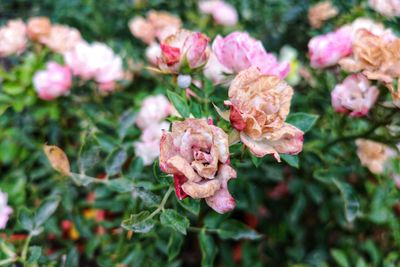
[0,17,124,100]
[128,10,303,212]
[308,17,400,116]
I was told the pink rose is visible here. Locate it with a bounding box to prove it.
[158,29,210,74]
[160,118,237,214]
[0,19,27,57]
[212,32,289,79]
[356,139,395,174]
[224,67,303,161]
[203,52,231,85]
[0,191,12,229]
[134,122,170,166]
[27,17,51,41]
[369,0,400,17]
[199,1,238,26]
[64,42,123,90]
[136,95,172,130]
[128,17,156,45]
[33,61,72,100]
[40,24,82,54]
[348,18,396,42]
[331,74,379,117]
[308,28,352,69]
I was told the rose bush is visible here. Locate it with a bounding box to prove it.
[1,0,400,267]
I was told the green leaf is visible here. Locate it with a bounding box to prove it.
[199,229,217,267]
[286,113,319,133]
[108,178,135,193]
[18,208,34,232]
[27,246,42,264]
[132,187,161,207]
[167,233,184,262]
[105,148,128,176]
[190,101,203,118]
[331,249,350,267]
[281,154,299,168]
[177,197,200,216]
[34,196,60,228]
[217,220,262,240]
[167,90,190,117]
[2,83,25,95]
[128,157,144,178]
[65,247,79,267]
[333,179,360,222]
[251,154,263,168]
[121,211,155,233]
[160,209,190,235]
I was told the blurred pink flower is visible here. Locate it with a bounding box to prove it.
[199,0,238,26]
[136,95,172,130]
[64,42,123,90]
[203,52,231,84]
[40,24,82,54]
[158,29,210,74]
[0,19,27,57]
[33,61,72,100]
[27,17,51,41]
[348,18,396,42]
[134,122,170,166]
[0,191,13,229]
[308,28,352,69]
[212,32,289,78]
[369,0,400,17]
[145,42,161,66]
[331,74,379,117]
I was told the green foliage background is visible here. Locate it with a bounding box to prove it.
[1,0,400,266]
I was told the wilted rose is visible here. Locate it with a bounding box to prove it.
[33,61,72,100]
[331,74,379,117]
[64,42,123,90]
[158,29,210,74]
[160,118,237,214]
[40,24,82,54]
[0,19,27,57]
[308,28,352,69]
[27,17,52,41]
[369,0,400,17]
[224,67,303,161]
[199,0,238,26]
[0,191,12,229]
[355,139,395,174]
[134,122,170,166]
[212,32,289,79]
[136,95,172,130]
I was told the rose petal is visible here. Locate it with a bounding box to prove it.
[167,155,202,182]
[182,179,221,198]
[174,174,188,200]
[206,164,237,214]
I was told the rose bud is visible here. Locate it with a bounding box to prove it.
[308,28,352,69]
[160,118,237,214]
[0,19,27,57]
[331,74,379,117]
[33,61,72,100]
[158,29,210,74]
[27,17,52,41]
[212,32,289,79]
[224,66,303,161]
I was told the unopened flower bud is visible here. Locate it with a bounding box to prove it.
[177,74,192,88]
